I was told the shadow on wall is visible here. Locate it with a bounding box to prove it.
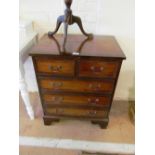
[128,76,135,124]
[114,70,135,101]
[128,77,135,101]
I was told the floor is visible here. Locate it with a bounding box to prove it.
[20,146,133,155]
[19,92,135,155]
[20,146,79,155]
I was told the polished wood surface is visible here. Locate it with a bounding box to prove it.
[30,34,126,59]
[30,34,126,128]
[39,79,114,93]
[43,94,111,106]
[35,57,75,76]
[79,60,120,78]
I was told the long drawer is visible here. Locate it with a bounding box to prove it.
[42,94,111,107]
[39,79,114,93]
[45,107,108,118]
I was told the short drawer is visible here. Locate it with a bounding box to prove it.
[45,107,108,118]
[78,60,120,78]
[39,79,114,93]
[34,57,75,76]
[42,94,111,107]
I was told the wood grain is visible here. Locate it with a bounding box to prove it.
[79,60,120,78]
[42,94,111,107]
[45,107,108,118]
[39,79,114,93]
[35,57,75,76]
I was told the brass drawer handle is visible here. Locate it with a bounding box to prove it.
[88,110,97,116]
[50,82,63,88]
[52,96,64,104]
[100,66,104,71]
[90,66,95,71]
[88,98,100,105]
[90,66,104,72]
[55,108,64,114]
[48,65,62,72]
[89,83,101,90]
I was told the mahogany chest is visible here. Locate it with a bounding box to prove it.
[30,34,126,128]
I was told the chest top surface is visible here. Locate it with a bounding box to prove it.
[29,34,126,59]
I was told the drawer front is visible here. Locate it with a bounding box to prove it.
[79,60,120,78]
[35,58,75,76]
[39,79,114,93]
[43,94,111,107]
[45,107,108,118]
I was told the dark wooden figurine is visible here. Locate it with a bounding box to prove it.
[48,0,93,52]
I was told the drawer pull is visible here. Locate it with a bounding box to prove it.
[90,66,95,71]
[88,98,100,105]
[89,83,101,90]
[52,96,63,104]
[55,108,64,114]
[48,65,62,72]
[88,110,97,116]
[90,66,104,72]
[50,82,63,88]
[100,67,104,71]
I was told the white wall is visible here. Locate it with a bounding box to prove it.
[20,0,135,100]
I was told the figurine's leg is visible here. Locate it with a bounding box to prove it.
[62,22,68,52]
[72,15,93,39]
[48,15,64,36]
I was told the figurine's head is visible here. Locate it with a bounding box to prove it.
[64,0,72,8]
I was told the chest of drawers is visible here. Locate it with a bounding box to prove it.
[30,34,126,128]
